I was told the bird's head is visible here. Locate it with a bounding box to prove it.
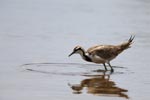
[68,46,84,57]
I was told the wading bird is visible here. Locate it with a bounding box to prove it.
[68,36,134,72]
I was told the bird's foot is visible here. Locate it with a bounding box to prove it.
[110,69,114,73]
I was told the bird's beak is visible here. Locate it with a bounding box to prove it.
[68,51,75,57]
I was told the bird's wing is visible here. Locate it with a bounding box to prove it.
[88,45,119,60]
[86,45,103,53]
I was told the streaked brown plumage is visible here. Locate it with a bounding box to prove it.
[69,35,135,72]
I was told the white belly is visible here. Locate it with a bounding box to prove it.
[90,55,106,63]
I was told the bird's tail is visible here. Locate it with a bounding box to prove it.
[118,35,135,52]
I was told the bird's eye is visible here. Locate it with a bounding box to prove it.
[74,46,81,51]
[74,49,78,51]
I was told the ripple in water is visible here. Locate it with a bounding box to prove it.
[20,62,128,76]
[20,62,129,98]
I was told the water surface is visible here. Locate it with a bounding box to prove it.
[0,0,150,100]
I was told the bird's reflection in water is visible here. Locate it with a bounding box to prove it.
[68,72,129,99]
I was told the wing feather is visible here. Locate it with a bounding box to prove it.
[87,45,119,60]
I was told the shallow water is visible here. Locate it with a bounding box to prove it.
[0,0,150,100]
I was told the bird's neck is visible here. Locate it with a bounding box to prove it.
[78,49,92,62]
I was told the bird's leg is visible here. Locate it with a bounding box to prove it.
[108,62,114,72]
[103,63,108,71]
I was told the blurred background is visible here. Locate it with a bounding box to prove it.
[0,0,150,100]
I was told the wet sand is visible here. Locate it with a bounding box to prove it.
[0,0,150,100]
